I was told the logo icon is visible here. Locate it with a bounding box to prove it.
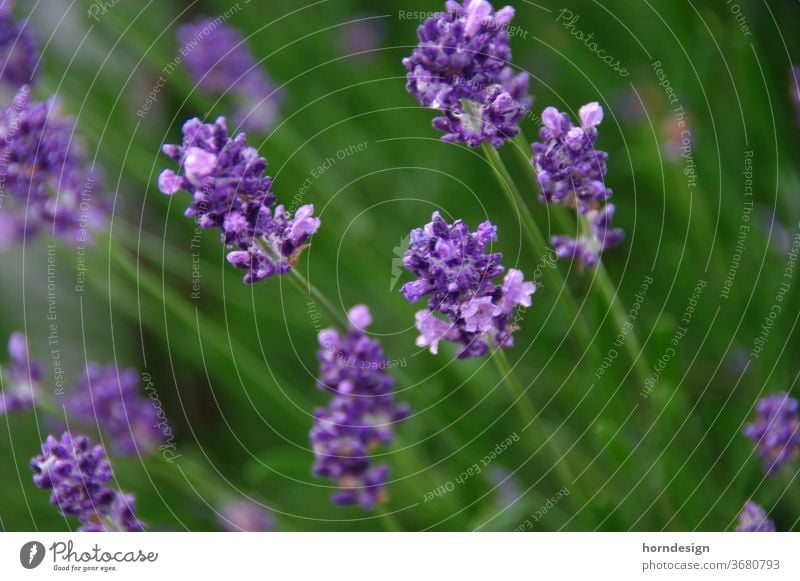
[389,234,411,292]
[20,541,45,569]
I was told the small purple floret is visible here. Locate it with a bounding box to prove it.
[30,432,144,531]
[736,500,775,532]
[310,305,410,510]
[159,117,320,284]
[743,392,800,475]
[0,332,43,414]
[178,18,282,133]
[402,0,530,148]
[401,211,535,358]
[66,363,163,456]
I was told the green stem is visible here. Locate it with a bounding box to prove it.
[375,505,403,532]
[578,214,652,388]
[490,347,585,508]
[481,143,598,360]
[287,268,349,330]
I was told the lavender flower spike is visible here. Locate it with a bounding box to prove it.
[736,500,775,532]
[159,117,320,283]
[66,363,163,456]
[401,211,536,358]
[30,432,145,531]
[402,0,531,148]
[0,2,39,86]
[531,102,612,213]
[0,86,106,248]
[743,392,800,475]
[311,305,410,510]
[178,18,282,133]
[0,332,43,414]
[551,204,624,269]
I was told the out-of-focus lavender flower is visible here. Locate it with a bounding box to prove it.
[178,18,282,133]
[755,205,794,256]
[0,86,106,248]
[0,332,43,414]
[218,499,276,531]
[791,67,800,124]
[159,117,320,284]
[30,432,144,532]
[310,305,410,511]
[340,15,386,61]
[0,2,38,87]
[531,103,611,213]
[743,392,800,475]
[401,211,535,358]
[736,500,775,532]
[662,108,692,162]
[402,0,531,148]
[66,363,162,456]
[551,204,624,269]
[488,466,521,509]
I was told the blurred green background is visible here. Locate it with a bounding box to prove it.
[1,0,799,531]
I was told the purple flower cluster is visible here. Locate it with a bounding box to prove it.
[0,332,42,414]
[743,392,800,475]
[551,204,624,269]
[791,66,800,124]
[0,2,38,87]
[531,102,623,268]
[218,499,276,532]
[66,364,162,456]
[159,117,320,283]
[178,18,282,133]
[736,500,775,532]
[0,86,106,248]
[30,432,144,532]
[401,211,535,358]
[402,0,531,148]
[310,306,410,510]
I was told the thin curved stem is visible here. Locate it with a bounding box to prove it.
[375,505,403,532]
[481,143,599,362]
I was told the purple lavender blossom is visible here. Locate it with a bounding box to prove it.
[178,18,282,133]
[736,500,775,532]
[402,0,531,148]
[0,86,106,248]
[550,204,624,269]
[0,332,43,414]
[791,67,800,124]
[311,305,410,510]
[66,364,162,456]
[531,102,612,213]
[218,499,276,531]
[30,432,145,532]
[743,392,800,475]
[159,117,320,283]
[401,211,536,358]
[340,16,386,61]
[0,2,38,86]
